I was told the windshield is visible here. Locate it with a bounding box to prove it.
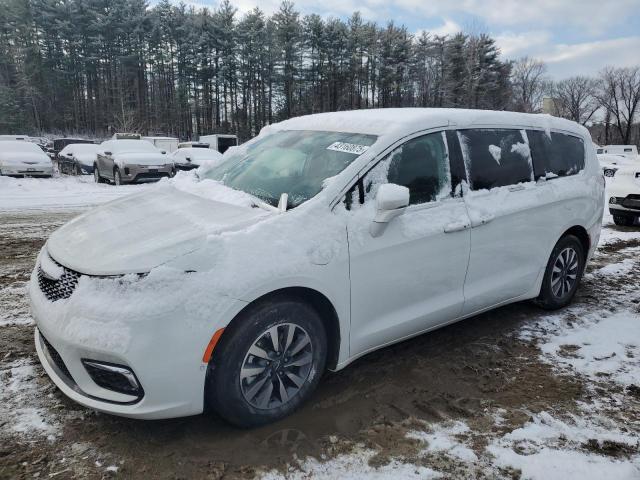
[106,140,159,154]
[63,144,98,154]
[4,141,42,153]
[202,130,377,208]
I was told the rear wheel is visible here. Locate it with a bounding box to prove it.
[535,235,585,310]
[207,297,327,428]
[613,214,636,227]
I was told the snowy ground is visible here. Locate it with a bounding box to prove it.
[1,176,639,479]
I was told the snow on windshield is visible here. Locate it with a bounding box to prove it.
[105,140,159,154]
[63,144,98,154]
[3,141,43,153]
[201,130,377,208]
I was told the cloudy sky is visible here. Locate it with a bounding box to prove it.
[179,0,640,79]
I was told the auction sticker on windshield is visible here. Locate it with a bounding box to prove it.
[326,142,370,155]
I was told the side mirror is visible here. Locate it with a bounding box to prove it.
[104,151,112,156]
[161,150,167,154]
[185,157,192,162]
[370,183,410,237]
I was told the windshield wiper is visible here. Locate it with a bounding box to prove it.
[248,194,279,213]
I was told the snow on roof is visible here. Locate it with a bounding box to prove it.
[268,108,587,139]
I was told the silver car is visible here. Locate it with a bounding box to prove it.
[94,139,175,185]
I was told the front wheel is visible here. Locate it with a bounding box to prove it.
[93,165,104,183]
[535,235,585,310]
[207,297,327,428]
[114,168,122,186]
[613,214,636,227]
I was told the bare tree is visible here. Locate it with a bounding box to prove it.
[597,67,640,144]
[510,56,549,113]
[551,76,599,125]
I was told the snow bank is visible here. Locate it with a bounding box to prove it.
[0,175,148,211]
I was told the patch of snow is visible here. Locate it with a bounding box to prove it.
[0,359,58,438]
[488,144,502,164]
[594,258,636,276]
[408,421,478,462]
[0,175,148,211]
[487,411,640,480]
[537,310,640,386]
[260,446,441,479]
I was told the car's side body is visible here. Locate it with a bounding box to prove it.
[30,109,603,420]
[58,144,100,175]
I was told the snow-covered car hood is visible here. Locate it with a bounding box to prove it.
[46,186,269,276]
[0,151,50,164]
[113,152,173,166]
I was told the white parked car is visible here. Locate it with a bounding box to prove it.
[58,144,100,175]
[94,139,175,185]
[172,147,223,171]
[30,109,603,427]
[143,136,179,153]
[607,162,640,226]
[0,141,53,177]
[596,145,638,159]
[598,153,638,178]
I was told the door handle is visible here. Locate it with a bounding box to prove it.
[508,185,525,192]
[444,221,470,233]
[470,214,495,228]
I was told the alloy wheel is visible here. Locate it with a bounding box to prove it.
[551,247,579,298]
[240,323,313,410]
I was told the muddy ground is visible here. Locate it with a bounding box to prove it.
[1,209,639,479]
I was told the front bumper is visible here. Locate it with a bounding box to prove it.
[609,196,640,216]
[175,163,199,171]
[120,164,174,183]
[28,250,245,419]
[0,164,53,176]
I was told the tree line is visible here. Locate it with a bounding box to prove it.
[1,0,639,147]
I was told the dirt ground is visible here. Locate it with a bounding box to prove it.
[1,209,639,479]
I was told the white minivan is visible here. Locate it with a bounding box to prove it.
[30,109,604,427]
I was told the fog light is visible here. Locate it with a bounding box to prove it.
[82,359,143,397]
[610,197,617,204]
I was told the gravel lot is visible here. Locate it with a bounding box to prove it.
[1,177,639,479]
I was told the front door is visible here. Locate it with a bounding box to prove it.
[346,131,471,356]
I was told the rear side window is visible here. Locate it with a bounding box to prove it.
[458,129,533,190]
[527,130,585,179]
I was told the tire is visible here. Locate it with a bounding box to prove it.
[93,165,104,183]
[114,168,122,186]
[207,296,327,428]
[535,235,585,310]
[75,164,82,176]
[613,214,635,227]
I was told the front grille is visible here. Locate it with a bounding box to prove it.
[134,172,170,181]
[37,256,81,302]
[41,334,74,382]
